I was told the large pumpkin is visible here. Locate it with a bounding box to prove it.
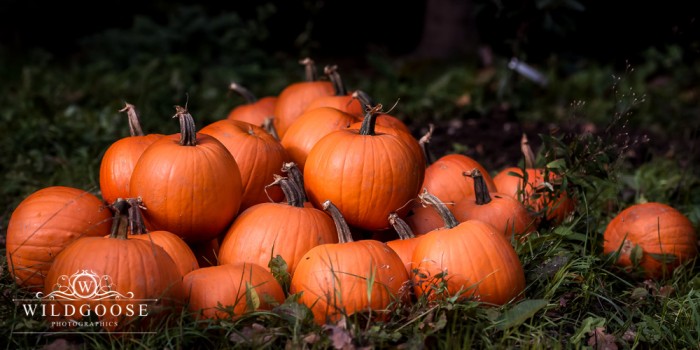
[219,166,338,275]
[43,199,184,331]
[99,103,163,205]
[6,186,112,291]
[304,105,425,230]
[290,201,408,324]
[603,202,698,279]
[129,106,243,243]
[412,192,525,305]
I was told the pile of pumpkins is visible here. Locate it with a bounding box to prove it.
[5,59,698,329]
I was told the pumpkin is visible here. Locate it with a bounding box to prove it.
[129,106,243,243]
[302,65,364,116]
[412,191,525,305]
[184,262,284,320]
[493,134,574,225]
[6,186,112,291]
[405,153,495,235]
[290,201,409,324]
[219,165,338,275]
[200,119,291,210]
[280,107,359,170]
[304,105,425,230]
[226,82,278,130]
[99,103,163,205]
[386,213,423,276]
[273,58,335,138]
[124,198,199,276]
[454,169,535,238]
[603,202,698,279]
[43,199,184,331]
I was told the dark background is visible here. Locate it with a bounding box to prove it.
[1,0,698,65]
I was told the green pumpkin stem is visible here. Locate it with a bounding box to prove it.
[119,102,144,137]
[324,65,347,96]
[418,189,460,229]
[109,199,131,240]
[466,169,492,205]
[174,105,197,146]
[323,200,354,243]
[419,124,435,166]
[299,57,317,81]
[358,104,383,136]
[229,82,258,103]
[521,133,536,169]
[389,213,415,240]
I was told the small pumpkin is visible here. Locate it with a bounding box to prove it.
[226,82,278,130]
[386,213,423,276]
[302,65,364,116]
[273,58,335,138]
[6,186,112,291]
[454,169,535,238]
[493,134,574,225]
[184,262,284,320]
[603,202,698,279]
[290,201,409,324]
[99,103,163,205]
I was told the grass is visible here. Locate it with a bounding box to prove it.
[2,6,700,349]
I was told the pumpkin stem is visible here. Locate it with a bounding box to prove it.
[119,102,145,137]
[266,175,305,208]
[109,198,131,240]
[389,213,415,240]
[229,82,258,103]
[126,198,148,234]
[352,90,375,112]
[299,57,318,81]
[418,189,460,229]
[521,133,536,169]
[322,200,354,244]
[358,104,383,136]
[263,117,280,140]
[173,105,197,146]
[466,169,492,205]
[324,65,347,96]
[281,162,306,197]
[419,124,435,166]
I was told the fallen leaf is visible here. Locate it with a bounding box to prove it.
[587,327,618,350]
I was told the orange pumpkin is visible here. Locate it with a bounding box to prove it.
[290,201,408,324]
[304,105,425,231]
[454,169,535,238]
[99,103,163,205]
[44,199,184,332]
[226,82,277,128]
[386,213,423,276]
[493,134,574,225]
[219,167,338,275]
[6,186,112,291]
[302,65,364,116]
[603,202,698,279]
[412,191,525,305]
[129,106,243,243]
[184,263,284,320]
[200,119,291,210]
[273,58,335,138]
